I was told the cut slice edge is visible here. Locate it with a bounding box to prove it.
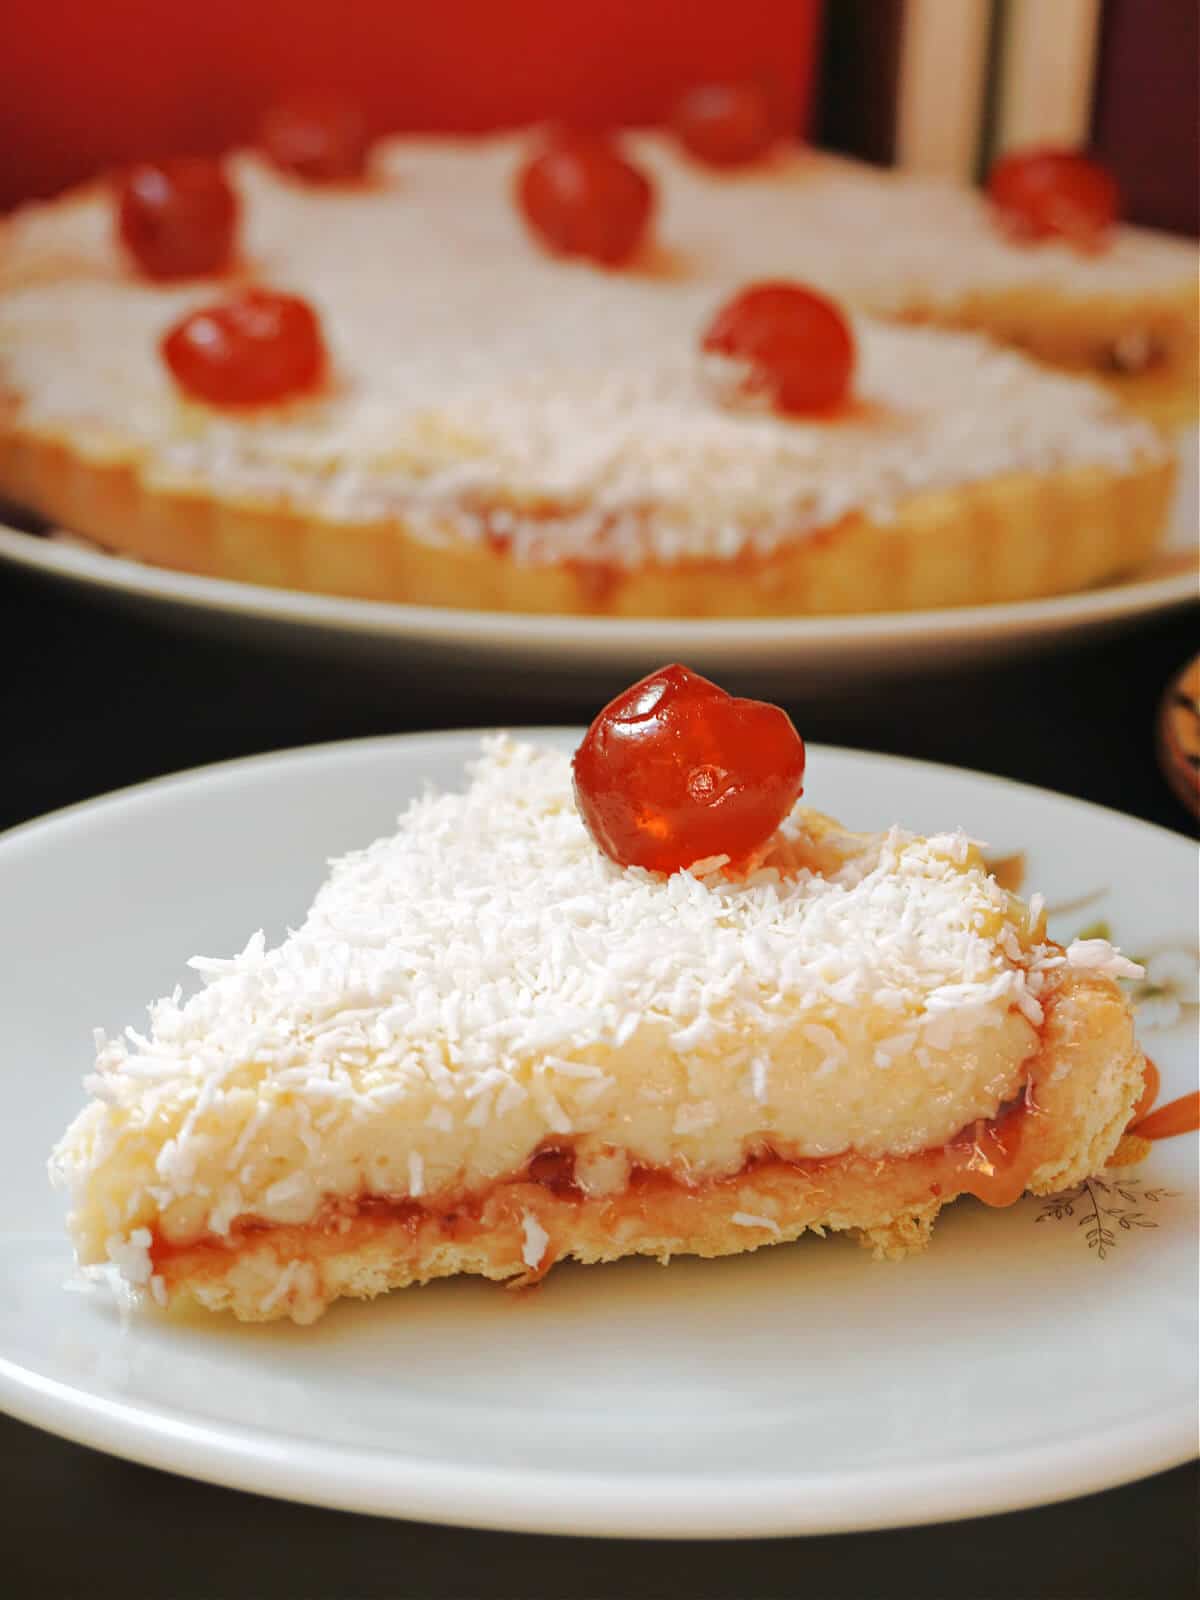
[141,971,1141,1324]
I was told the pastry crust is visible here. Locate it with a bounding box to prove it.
[0,418,1174,616]
[150,971,1142,1324]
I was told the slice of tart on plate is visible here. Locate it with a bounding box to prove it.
[50,667,1148,1324]
[0,126,1180,617]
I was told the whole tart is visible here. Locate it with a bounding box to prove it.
[50,733,1146,1325]
[0,135,1182,617]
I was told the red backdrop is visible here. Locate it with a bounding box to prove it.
[0,0,822,209]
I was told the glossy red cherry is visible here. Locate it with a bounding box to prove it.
[162,289,326,406]
[572,664,806,875]
[116,159,237,280]
[987,148,1119,248]
[259,94,370,182]
[673,81,776,167]
[516,134,654,266]
[702,282,855,414]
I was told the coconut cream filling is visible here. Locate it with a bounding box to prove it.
[61,1005,1042,1265]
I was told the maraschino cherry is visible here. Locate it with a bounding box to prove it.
[702,281,855,414]
[673,81,776,167]
[516,133,654,266]
[117,158,238,280]
[987,148,1119,249]
[259,94,371,182]
[162,289,326,406]
[572,664,806,875]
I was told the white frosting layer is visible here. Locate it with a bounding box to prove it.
[1,135,1174,567]
[50,737,1140,1269]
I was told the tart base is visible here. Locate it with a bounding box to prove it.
[146,972,1142,1324]
[0,419,1175,617]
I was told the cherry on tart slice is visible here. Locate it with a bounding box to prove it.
[259,93,371,182]
[116,158,238,280]
[987,147,1119,249]
[572,663,806,875]
[673,81,776,167]
[702,281,855,415]
[162,289,326,406]
[516,133,655,266]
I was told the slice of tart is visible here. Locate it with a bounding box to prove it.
[50,671,1147,1324]
[0,133,1179,618]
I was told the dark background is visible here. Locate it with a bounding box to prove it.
[4,567,1198,839]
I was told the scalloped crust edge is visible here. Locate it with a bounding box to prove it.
[0,417,1176,617]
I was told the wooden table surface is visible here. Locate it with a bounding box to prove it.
[1,563,1196,1599]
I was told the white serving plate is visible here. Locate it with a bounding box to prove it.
[0,731,1195,1536]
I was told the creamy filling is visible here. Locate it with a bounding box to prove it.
[65,1001,1039,1264]
[111,1003,1036,1260]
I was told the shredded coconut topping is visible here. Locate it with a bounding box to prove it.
[1,135,1174,569]
[1064,939,1145,980]
[731,1212,781,1234]
[49,738,1140,1273]
[520,1211,550,1271]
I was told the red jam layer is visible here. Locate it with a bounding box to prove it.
[148,1087,1044,1270]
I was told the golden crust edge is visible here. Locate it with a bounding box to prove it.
[0,413,1176,617]
[148,971,1143,1325]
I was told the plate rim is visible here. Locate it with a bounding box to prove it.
[0,1353,1192,1539]
[1,518,1196,656]
[1,728,1195,1537]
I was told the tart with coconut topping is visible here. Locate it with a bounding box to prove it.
[0,132,1182,617]
[50,670,1148,1324]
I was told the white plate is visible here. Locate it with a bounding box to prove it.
[0,431,1194,696]
[0,732,1195,1537]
